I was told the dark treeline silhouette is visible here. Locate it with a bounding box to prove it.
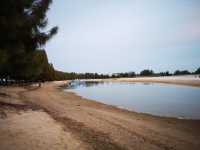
[140,70,154,76]
[111,72,136,78]
[195,68,200,74]
[156,71,171,76]
[138,68,200,77]
[52,71,110,80]
[173,70,191,75]
[111,68,200,78]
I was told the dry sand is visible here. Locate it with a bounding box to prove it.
[0,77,200,150]
[114,75,200,87]
[84,75,200,87]
[0,86,84,150]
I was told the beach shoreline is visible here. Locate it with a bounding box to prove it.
[0,77,200,150]
[80,75,200,87]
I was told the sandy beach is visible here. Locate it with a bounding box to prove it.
[84,75,200,87]
[0,77,200,150]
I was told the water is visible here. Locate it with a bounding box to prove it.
[65,81,200,119]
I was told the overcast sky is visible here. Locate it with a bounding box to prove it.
[45,0,200,74]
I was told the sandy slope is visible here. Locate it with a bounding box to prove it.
[0,78,200,150]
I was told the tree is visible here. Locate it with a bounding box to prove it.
[159,71,171,76]
[194,67,200,74]
[140,69,154,76]
[0,0,58,51]
[0,0,58,82]
[128,72,136,77]
[174,70,190,75]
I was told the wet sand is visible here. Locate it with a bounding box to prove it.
[0,77,200,150]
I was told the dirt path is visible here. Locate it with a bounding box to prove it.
[16,81,200,150]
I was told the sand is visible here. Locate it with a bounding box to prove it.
[0,77,200,150]
[83,75,200,87]
[115,75,200,87]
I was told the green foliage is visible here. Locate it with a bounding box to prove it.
[194,67,200,74]
[0,0,58,82]
[0,0,58,51]
[51,72,110,80]
[140,69,154,76]
[111,72,136,78]
[174,70,191,75]
[158,71,171,76]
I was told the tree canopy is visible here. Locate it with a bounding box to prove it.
[140,69,154,76]
[194,67,200,74]
[0,0,58,51]
[0,0,58,83]
[174,70,191,75]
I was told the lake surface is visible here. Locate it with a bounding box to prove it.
[65,81,200,119]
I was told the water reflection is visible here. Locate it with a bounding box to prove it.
[65,81,200,119]
[66,80,104,89]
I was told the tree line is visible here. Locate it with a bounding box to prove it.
[111,68,200,78]
[0,1,199,85]
[51,68,200,80]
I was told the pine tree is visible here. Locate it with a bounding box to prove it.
[0,0,58,82]
[0,0,58,51]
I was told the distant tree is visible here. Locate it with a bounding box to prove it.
[128,72,136,77]
[174,70,191,75]
[174,70,180,75]
[140,69,154,76]
[111,72,136,78]
[194,67,200,74]
[159,71,171,76]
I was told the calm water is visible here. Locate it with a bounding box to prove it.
[65,81,200,119]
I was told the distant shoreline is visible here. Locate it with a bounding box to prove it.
[80,75,200,87]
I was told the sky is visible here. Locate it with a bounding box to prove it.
[45,0,200,74]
